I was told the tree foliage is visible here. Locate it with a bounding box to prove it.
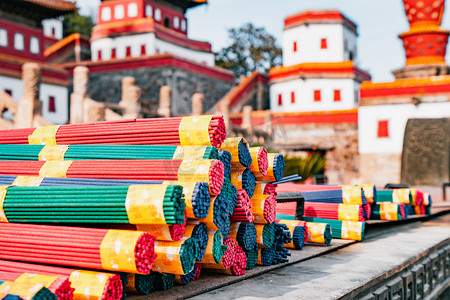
[216,23,282,80]
[284,154,326,183]
[63,13,94,38]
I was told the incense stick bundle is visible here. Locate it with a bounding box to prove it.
[303,217,365,241]
[203,238,246,275]
[0,272,73,300]
[219,137,252,168]
[276,220,307,250]
[306,222,332,245]
[250,194,276,224]
[2,184,185,225]
[0,115,226,147]
[136,217,187,241]
[273,223,292,264]
[376,189,412,205]
[228,222,257,251]
[0,145,219,161]
[254,183,278,197]
[256,153,285,182]
[152,238,197,275]
[230,190,254,223]
[0,223,156,274]
[255,223,275,249]
[0,159,225,195]
[230,168,256,198]
[0,260,123,300]
[370,203,404,221]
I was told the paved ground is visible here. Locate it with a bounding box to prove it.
[188,214,450,300]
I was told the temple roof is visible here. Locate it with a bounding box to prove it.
[0,0,76,25]
[284,10,357,33]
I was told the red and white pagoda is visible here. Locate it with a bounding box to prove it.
[90,0,214,65]
[359,0,450,185]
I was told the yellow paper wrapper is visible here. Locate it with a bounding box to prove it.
[357,184,375,203]
[100,230,141,273]
[38,161,73,178]
[306,222,327,244]
[230,170,244,189]
[14,273,59,287]
[136,224,173,241]
[254,224,266,248]
[0,186,9,223]
[253,183,267,195]
[177,159,212,185]
[251,194,268,224]
[341,221,363,241]
[380,203,399,221]
[337,204,360,221]
[172,146,208,160]
[423,192,430,206]
[28,125,60,145]
[409,188,417,205]
[393,189,411,204]
[340,185,363,205]
[178,115,213,146]
[152,240,188,275]
[38,145,69,161]
[0,281,48,300]
[69,270,111,300]
[125,185,167,224]
[227,222,240,240]
[12,176,43,187]
[126,273,137,293]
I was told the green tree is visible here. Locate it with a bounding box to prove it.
[216,23,282,80]
[284,154,326,183]
[63,13,94,37]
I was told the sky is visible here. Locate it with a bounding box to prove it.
[74,0,450,83]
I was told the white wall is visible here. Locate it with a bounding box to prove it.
[0,75,68,124]
[40,83,68,124]
[155,38,215,66]
[270,78,358,112]
[283,23,352,66]
[358,102,450,154]
[42,19,63,40]
[91,32,156,61]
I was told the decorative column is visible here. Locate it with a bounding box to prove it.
[158,86,171,118]
[70,66,89,124]
[192,93,204,116]
[15,63,41,128]
[119,76,141,118]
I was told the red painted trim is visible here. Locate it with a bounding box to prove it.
[285,10,357,32]
[91,19,211,52]
[63,54,234,82]
[377,120,389,138]
[269,62,371,81]
[0,57,68,85]
[231,111,358,126]
[360,82,450,98]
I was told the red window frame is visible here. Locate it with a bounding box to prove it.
[291,91,295,104]
[111,48,116,59]
[333,89,341,102]
[293,41,297,52]
[125,46,132,57]
[278,94,282,106]
[320,38,327,49]
[48,96,56,113]
[377,120,389,138]
[141,44,146,56]
[314,90,321,102]
[97,50,102,60]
